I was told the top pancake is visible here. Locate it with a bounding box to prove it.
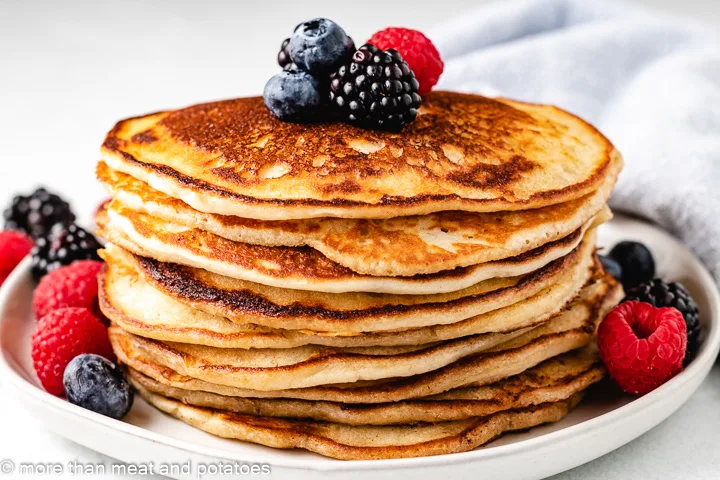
[101,92,622,220]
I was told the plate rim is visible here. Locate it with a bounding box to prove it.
[1,217,719,472]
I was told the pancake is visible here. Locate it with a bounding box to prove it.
[100,92,621,220]
[127,346,604,425]
[114,272,621,403]
[136,383,582,460]
[98,161,613,277]
[110,325,540,391]
[100,254,595,348]
[109,275,621,394]
[100,234,595,332]
[96,199,607,294]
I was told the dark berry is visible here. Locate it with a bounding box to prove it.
[3,188,75,240]
[63,354,133,419]
[599,254,623,281]
[263,70,324,122]
[624,279,700,363]
[30,237,52,282]
[277,38,296,71]
[329,44,422,131]
[609,241,655,290]
[289,18,354,74]
[31,224,102,282]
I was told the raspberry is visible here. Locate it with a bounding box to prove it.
[0,230,34,286]
[31,307,114,396]
[624,279,700,363]
[598,301,686,395]
[33,260,105,322]
[367,27,443,95]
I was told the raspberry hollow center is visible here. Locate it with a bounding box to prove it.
[632,321,655,340]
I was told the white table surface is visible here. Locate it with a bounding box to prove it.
[1,1,718,478]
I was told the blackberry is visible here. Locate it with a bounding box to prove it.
[3,187,75,240]
[330,45,421,130]
[30,224,102,282]
[30,236,52,282]
[624,279,700,362]
[277,38,296,71]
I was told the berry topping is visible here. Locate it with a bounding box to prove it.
[598,301,686,395]
[277,37,295,70]
[263,70,325,122]
[329,44,422,131]
[3,187,75,240]
[30,223,102,282]
[33,260,105,323]
[31,307,114,396]
[599,254,622,282]
[63,354,133,419]
[624,279,700,363]
[609,241,655,290]
[367,27,443,95]
[0,230,34,286]
[289,18,354,75]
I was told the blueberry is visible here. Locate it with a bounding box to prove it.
[263,70,323,122]
[599,254,623,282]
[63,354,133,420]
[609,241,655,290]
[289,18,353,74]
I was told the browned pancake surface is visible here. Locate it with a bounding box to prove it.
[127,346,605,425]
[101,92,621,219]
[99,236,594,332]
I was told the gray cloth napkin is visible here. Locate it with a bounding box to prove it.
[430,0,720,280]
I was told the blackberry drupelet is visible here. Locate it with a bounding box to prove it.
[277,38,296,71]
[3,187,75,240]
[30,224,102,282]
[30,236,52,282]
[624,279,700,362]
[329,44,422,131]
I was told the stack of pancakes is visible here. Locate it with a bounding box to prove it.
[95,92,623,460]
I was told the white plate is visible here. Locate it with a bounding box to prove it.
[0,215,718,480]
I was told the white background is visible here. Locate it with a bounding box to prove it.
[1,0,719,479]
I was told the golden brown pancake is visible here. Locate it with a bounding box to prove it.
[99,253,594,348]
[127,346,604,425]
[99,234,595,332]
[112,270,621,404]
[98,89,624,461]
[96,199,605,293]
[100,92,622,220]
[109,274,621,393]
[98,161,613,276]
[111,324,537,391]
[135,383,583,460]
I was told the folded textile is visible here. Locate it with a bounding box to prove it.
[432,0,720,280]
